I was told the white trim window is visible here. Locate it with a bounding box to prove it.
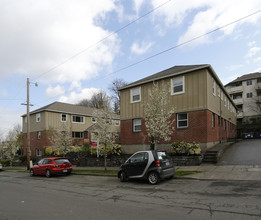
[36,149,42,157]
[131,87,141,103]
[217,87,220,97]
[171,76,184,95]
[72,115,84,123]
[133,119,142,132]
[61,114,67,122]
[36,113,41,122]
[177,113,188,128]
[91,117,97,123]
[72,132,84,138]
[115,119,120,126]
[37,131,41,140]
[212,79,216,96]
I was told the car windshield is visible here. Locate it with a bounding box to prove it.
[54,159,70,164]
[157,151,168,160]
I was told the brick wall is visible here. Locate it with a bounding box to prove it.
[120,109,237,147]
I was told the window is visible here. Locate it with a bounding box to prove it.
[72,132,84,138]
[218,116,220,127]
[37,131,41,140]
[171,76,184,95]
[177,113,188,128]
[257,78,261,83]
[246,80,252,86]
[72,115,84,123]
[221,91,223,100]
[224,96,227,106]
[91,117,97,123]
[247,92,253,98]
[131,87,141,103]
[133,119,142,132]
[114,133,120,139]
[212,113,215,128]
[129,152,148,163]
[217,87,220,97]
[115,120,120,126]
[61,114,67,122]
[36,113,41,122]
[212,79,216,96]
[36,149,42,157]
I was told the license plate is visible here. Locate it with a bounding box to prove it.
[63,169,67,173]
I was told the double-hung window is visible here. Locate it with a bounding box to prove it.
[133,119,142,132]
[131,87,141,103]
[212,79,216,96]
[61,114,67,122]
[171,76,184,95]
[247,92,253,98]
[177,113,188,128]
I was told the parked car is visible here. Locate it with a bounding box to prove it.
[30,157,72,177]
[118,150,175,184]
[0,162,2,171]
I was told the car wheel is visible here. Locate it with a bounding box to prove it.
[30,169,35,177]
[148,172,160,185]
[66,171,71,175]
[120,171,127,182]
[46,169,51,178]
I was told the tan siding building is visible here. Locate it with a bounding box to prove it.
[22,102,120,157]
[119,65,237,154]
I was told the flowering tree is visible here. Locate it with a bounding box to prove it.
[92,108,116,171]
[47,123,73,157]
[144,82,175,150]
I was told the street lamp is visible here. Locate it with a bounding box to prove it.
[22,78,38,170]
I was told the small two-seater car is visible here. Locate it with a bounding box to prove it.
[30,157,72,177]
[118,150,175,184]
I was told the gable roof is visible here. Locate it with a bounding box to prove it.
[118,64,210,90]
[225,72,261,86]
[21,101,120,119]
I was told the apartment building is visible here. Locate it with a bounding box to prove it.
[119,65,237,154]
[225,72,261,137]
[21,102,120,157]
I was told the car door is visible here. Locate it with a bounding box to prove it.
[126,152,148,177]
[34,159,44,175]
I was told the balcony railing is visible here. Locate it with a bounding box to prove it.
[233,98,243,105]
[237,111,243,118]
[227,86,243,94]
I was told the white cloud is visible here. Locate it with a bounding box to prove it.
[226,64,243,72]
[151,0,261,46]
[133,0,146,15]
[254,57,261,63]
[221,73,241,85]
[0,0,120,83]
[59,87,101,104]
[0,107,23,138]
[131,41,154,55]
[246,47,261,58]
[247,41,256,47]
[45,85,65,99]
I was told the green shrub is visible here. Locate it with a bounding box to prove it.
[171,141,201,155]
[0,159,10,167]
[90,144,121,157]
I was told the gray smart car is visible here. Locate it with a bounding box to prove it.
[118,150,175,184]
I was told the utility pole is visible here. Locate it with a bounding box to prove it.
[22,78,37,170]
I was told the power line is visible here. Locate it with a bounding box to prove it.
[99,9,261,80]
[32,8,261,106]
[32,0,173,81]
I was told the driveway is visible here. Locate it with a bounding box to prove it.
[218,139,261,165]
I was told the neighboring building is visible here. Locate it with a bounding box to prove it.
[21,102,120,157]
[119,65,237,154]
[225,72,261,137]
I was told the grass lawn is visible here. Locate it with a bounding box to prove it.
[2,167,201,177]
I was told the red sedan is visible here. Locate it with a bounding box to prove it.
[30,157,72,177]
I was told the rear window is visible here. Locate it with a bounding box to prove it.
[156,151,168,160]
[54,159,70,164]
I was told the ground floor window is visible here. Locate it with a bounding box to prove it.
[72,132,84,138]
[133,119,142,132]
[177,113,188,128]
[36,149,42,157]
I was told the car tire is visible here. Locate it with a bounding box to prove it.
[120,171,127,182]
[148,172,160,185]
[46,169,51,178]
[66,171,71,175]
[30,169,35,177]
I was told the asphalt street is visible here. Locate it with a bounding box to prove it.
[1,171,261,220]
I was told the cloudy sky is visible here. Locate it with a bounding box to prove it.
[1,0,261,137]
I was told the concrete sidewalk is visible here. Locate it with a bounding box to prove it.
[176,164,261,181]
